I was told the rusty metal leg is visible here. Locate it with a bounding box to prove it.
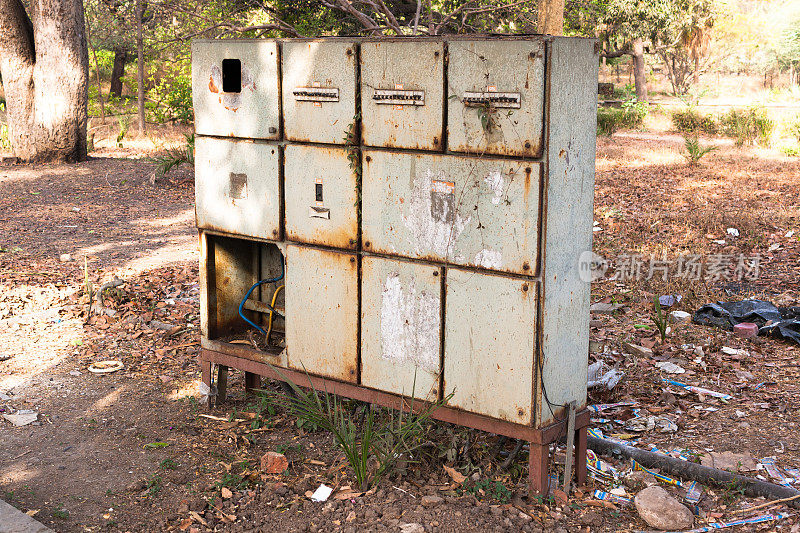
[216,365,228,405]
[244,372,261,395]
[200,358,213,409]
[575,425,588,486]
[528,442,550,496]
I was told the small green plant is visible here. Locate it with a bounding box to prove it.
[275,442,303,455]
[160,458,178,470]
[146,474,162,497]
[652,297,668,342]
[270,368,451,491]
[461,479,511,503]
[719,106,774,147]
[152,133,195,179]
[143,442,170,449]
[683,134,717,165]
[52,504,70,520]
[0,103,11,151]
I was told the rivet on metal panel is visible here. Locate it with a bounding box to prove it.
[269,127,277,134]
[522,283,529,292]
[346,48,353,56]
[433,271,439,277]
[523,262,530,271]
[350,257,356,263]
[365,156,372,163]
[272,229,278,237]
[364,241,371,248]
[525,141,531,149]
[525,166,531,173]
[349,239,357,245]
[433,137,439,145]
[434,51,440,57]
[518,408,525,417]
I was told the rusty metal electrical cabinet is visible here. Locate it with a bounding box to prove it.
[191,40,280,139]
[360,40,445,151]
[194,136,280,240]
[281,40,358,144]
[284,144,358,250]
[447,38,546,158]
[195,36,597,495]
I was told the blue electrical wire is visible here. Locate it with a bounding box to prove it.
[238,259,284,336]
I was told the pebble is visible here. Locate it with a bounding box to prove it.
[421,495,443,507]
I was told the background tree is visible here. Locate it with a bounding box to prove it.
[0,0,90,162]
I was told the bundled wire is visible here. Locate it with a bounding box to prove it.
[238,260,284,336]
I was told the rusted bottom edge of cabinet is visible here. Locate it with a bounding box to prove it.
[199,343,588,495]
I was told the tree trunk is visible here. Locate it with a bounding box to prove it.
[632,38,648,102]
[0,0,89,162]
[110,47,127,97]
[136,0,145,135]
[537,0,564,35]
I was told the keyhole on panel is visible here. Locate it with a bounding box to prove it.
[315,182,324,203]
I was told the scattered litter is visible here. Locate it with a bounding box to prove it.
[625,415,678,433]
[0,353,11,362]
[589,401,637,413]
[726,227,739,237]
[733,322,758,338]
[59,253,71,262]
[3,410,38,426]
[664,379,733,401]
[633,460,688,488]
[88,360,124,374]
[659,294,683,308]
[587,449,620,481]
[665,511,791,533]
[622,342,653,357]
[655,361,686,374]
[68,370,82,376]
[786,230,795,238]
[768,243,781,252]
[670,310,691,324]
[760,457,794,487]
[591,302,627,314]
[588,360,625,390]
[713,239,726,245]
[693,299,800,345]
[310,484,333,502]
[593,489,632,506]
[721,346,749,357]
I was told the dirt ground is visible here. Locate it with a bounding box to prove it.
[1,129,799,533]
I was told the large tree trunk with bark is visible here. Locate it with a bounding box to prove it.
[537,0,564,35]
[110,47,128,97]
[631,38,648,102]
[0,0,89,162]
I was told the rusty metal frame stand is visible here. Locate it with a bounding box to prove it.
[199,345,588,495]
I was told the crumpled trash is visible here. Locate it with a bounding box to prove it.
[693,299,800,345]
[658,294,682,308]
[587,360,624,390]
[625,414,678,433]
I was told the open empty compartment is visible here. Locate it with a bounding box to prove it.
[200,232,287,364]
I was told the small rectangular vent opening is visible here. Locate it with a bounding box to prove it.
[222,58,242,93]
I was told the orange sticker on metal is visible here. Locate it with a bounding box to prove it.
[395,83,404,90]
[487,85,497,92]
[394,105,404,110]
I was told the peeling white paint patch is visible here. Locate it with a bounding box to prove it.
[474,249,503,269]
[402,168,470,258]
[484,170,504,205]
[380,272,439,373]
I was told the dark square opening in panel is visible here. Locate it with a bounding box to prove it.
[222,58,242,93]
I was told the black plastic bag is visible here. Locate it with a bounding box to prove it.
[693,299,800,345]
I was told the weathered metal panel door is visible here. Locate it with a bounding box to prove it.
[362,150,541,275]
[360,41,444,151]
[285,245,358,382]
[282,41,358,144]
[191,40,280,139]
[195,137,280,240]
[443,268,536,424]
[361,256,441,399]
[447,39,546,158]
[284,144,358,250]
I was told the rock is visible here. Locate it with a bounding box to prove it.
[399,524,424,533]
[578,511,602,526]
[421,495,443,507]
[59,253,71,262]
[634,486,693,530]
[669,310,691,324]
[700,451,757,472]
[221,487,233,499]
[260,451,289,474]
[622,342,653,357]
[591,302,626,314]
